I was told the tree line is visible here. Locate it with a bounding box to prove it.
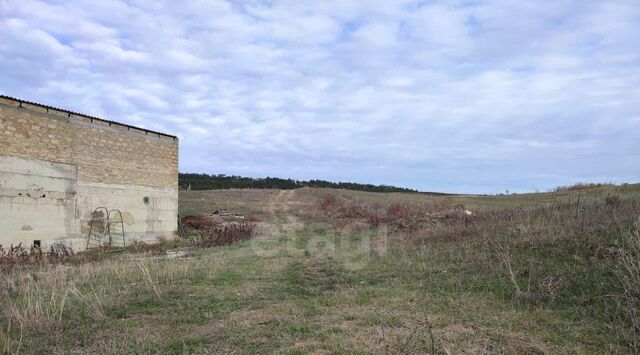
[179,173,418,193]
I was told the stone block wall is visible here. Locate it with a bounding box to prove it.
[0,96,179,250]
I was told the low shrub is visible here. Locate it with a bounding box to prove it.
[180,215,222,230]
[195,223,256,248]
[0,244,73,271]
[312,195,470,230]
[180,215,256,248]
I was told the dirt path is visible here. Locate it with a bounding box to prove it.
[267,189,303,234]
[268,189,295,212]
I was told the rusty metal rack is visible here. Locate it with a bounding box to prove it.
[86,207,126,250]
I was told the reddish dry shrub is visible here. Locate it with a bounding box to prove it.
[181,215,256,248]
[0,244,71,271]
[315,195,376,225]
[0,244,40,271]
[313,195,456,230]
[316,196,379,228]
[181,216,256,248]
[197,223,256,248]
[318,195,341,215]
[386,202,472,228]
[336,203,384,226]
[386,203,413,220]
[181,215,222,230]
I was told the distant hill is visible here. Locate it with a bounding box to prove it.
[179,173,418,193]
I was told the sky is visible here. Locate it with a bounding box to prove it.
[1,0,639,193]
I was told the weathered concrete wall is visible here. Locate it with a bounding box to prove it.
[0,156,78,246]
[0,97,179,250]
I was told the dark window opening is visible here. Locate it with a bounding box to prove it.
[34,240,41,247]
[143,196,150,205]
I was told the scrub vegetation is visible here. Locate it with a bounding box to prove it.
[1,184,639,353]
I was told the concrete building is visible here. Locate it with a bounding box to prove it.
[0,95,179,250]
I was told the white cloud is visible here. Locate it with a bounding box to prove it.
[0,0,638,193]
[409,4,472,51]
[352,22,398,47]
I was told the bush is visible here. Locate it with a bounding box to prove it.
[181,215,256,248]
[196,223,256,248]
[0,244,73,271]
[180,215,223,230]
[312,195,469,230]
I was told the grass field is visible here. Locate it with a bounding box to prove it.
[1,184,639,353]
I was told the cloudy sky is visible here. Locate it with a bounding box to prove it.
[1,1,639,193]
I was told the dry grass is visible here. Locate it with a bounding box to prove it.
[617,220,640,352]
[305,190,640,350]
[0,254,210,352]
[1,186,639,352]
